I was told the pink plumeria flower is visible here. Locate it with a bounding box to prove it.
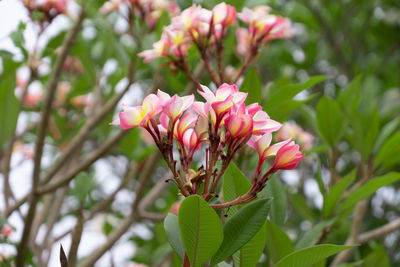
[182,128,200,151]
[236,28,252,56]
[111,94,160,129]
[138,38,170,63]
[198,83,247,119]
[252,110,282,135]
[157,90,194,121]
[1,224,13,238]
[271,141,304,171]
[213,3,236,29]
[175,111,198,141]
[225,113,253,139]
[248,134,290,162]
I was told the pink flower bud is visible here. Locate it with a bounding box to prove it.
[112,94,161,129]
[225,113,253,139]
[213,3,236,27]
[271,141,304,171]
[1,224,13,237]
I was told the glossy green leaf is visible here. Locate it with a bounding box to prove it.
[375,132,400,170]
[164,213,185,259]
[233,224,266,267]
[339,172,400,213]
[210,198,271,265]
[222,163,251,216]
[323,170,356,218]
[265,220,294,263]
[178,195,223,267]
[0,59,19,149]
[316,96,346,147]
[274,244,355,267]
[241,67,262,105]
[259,176,287,225]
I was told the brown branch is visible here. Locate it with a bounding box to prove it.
[78,154,160,267]
[37,129,127,195]
[358,218,400,244]
[330,199,368,267]
[16,7,86,266]
[41,85,131,186]
[68,202,85,267]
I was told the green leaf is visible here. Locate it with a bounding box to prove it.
[364,245,390,267]
[375,131,400,170]
[295,219,336,250]
[373,117,400,155]
[265,220,294,263]
[240,68,262,105]
[222,163,252,216]
[338,75,362,114]
[316,96,346,147]
[233,224,266,267]
[323,170,356,218]
[178,195,223,267]
[287,192,315,222]
[210,198,271,265]
[164,213,185,259]
[72,172,95,201]
[266,76,326,106]
[274,244,356,267]
[339,172,400,213]
[259,176,287,225]
[0,60,19,149]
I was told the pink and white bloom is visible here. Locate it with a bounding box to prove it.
[252,111,282,135]
[112,94,160,129]
[225,113,253,139]
[157,90,194,121]
[1,224,13,238]
[197,83,247,119]
[271,141,304,171]
[213,3,236,27]
[248,134,290,162]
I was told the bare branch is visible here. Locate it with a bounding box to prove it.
[16,8,86,266]
[78,154,160,267]
[358,218,400,244]
[37,130,127,195]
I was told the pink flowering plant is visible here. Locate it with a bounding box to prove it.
[112,82,304,265]
[2,0,400,266]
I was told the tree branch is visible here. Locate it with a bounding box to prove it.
[16,8,86,266]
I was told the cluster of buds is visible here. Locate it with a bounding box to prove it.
[112,84,304,207]
[236,6,295,56]
[22,0,70,28]
[276,121,314,150]
[139,3,294,85]
[100,0,179,30]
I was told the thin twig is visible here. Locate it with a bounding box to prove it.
[78,154,160,267]
[16,8,86,266]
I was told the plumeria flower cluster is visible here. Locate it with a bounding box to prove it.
[22,0,70,28]
[100,0,179,30]
[236,6,295,56]
[112,84,304,207]
[139,3,294,86]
